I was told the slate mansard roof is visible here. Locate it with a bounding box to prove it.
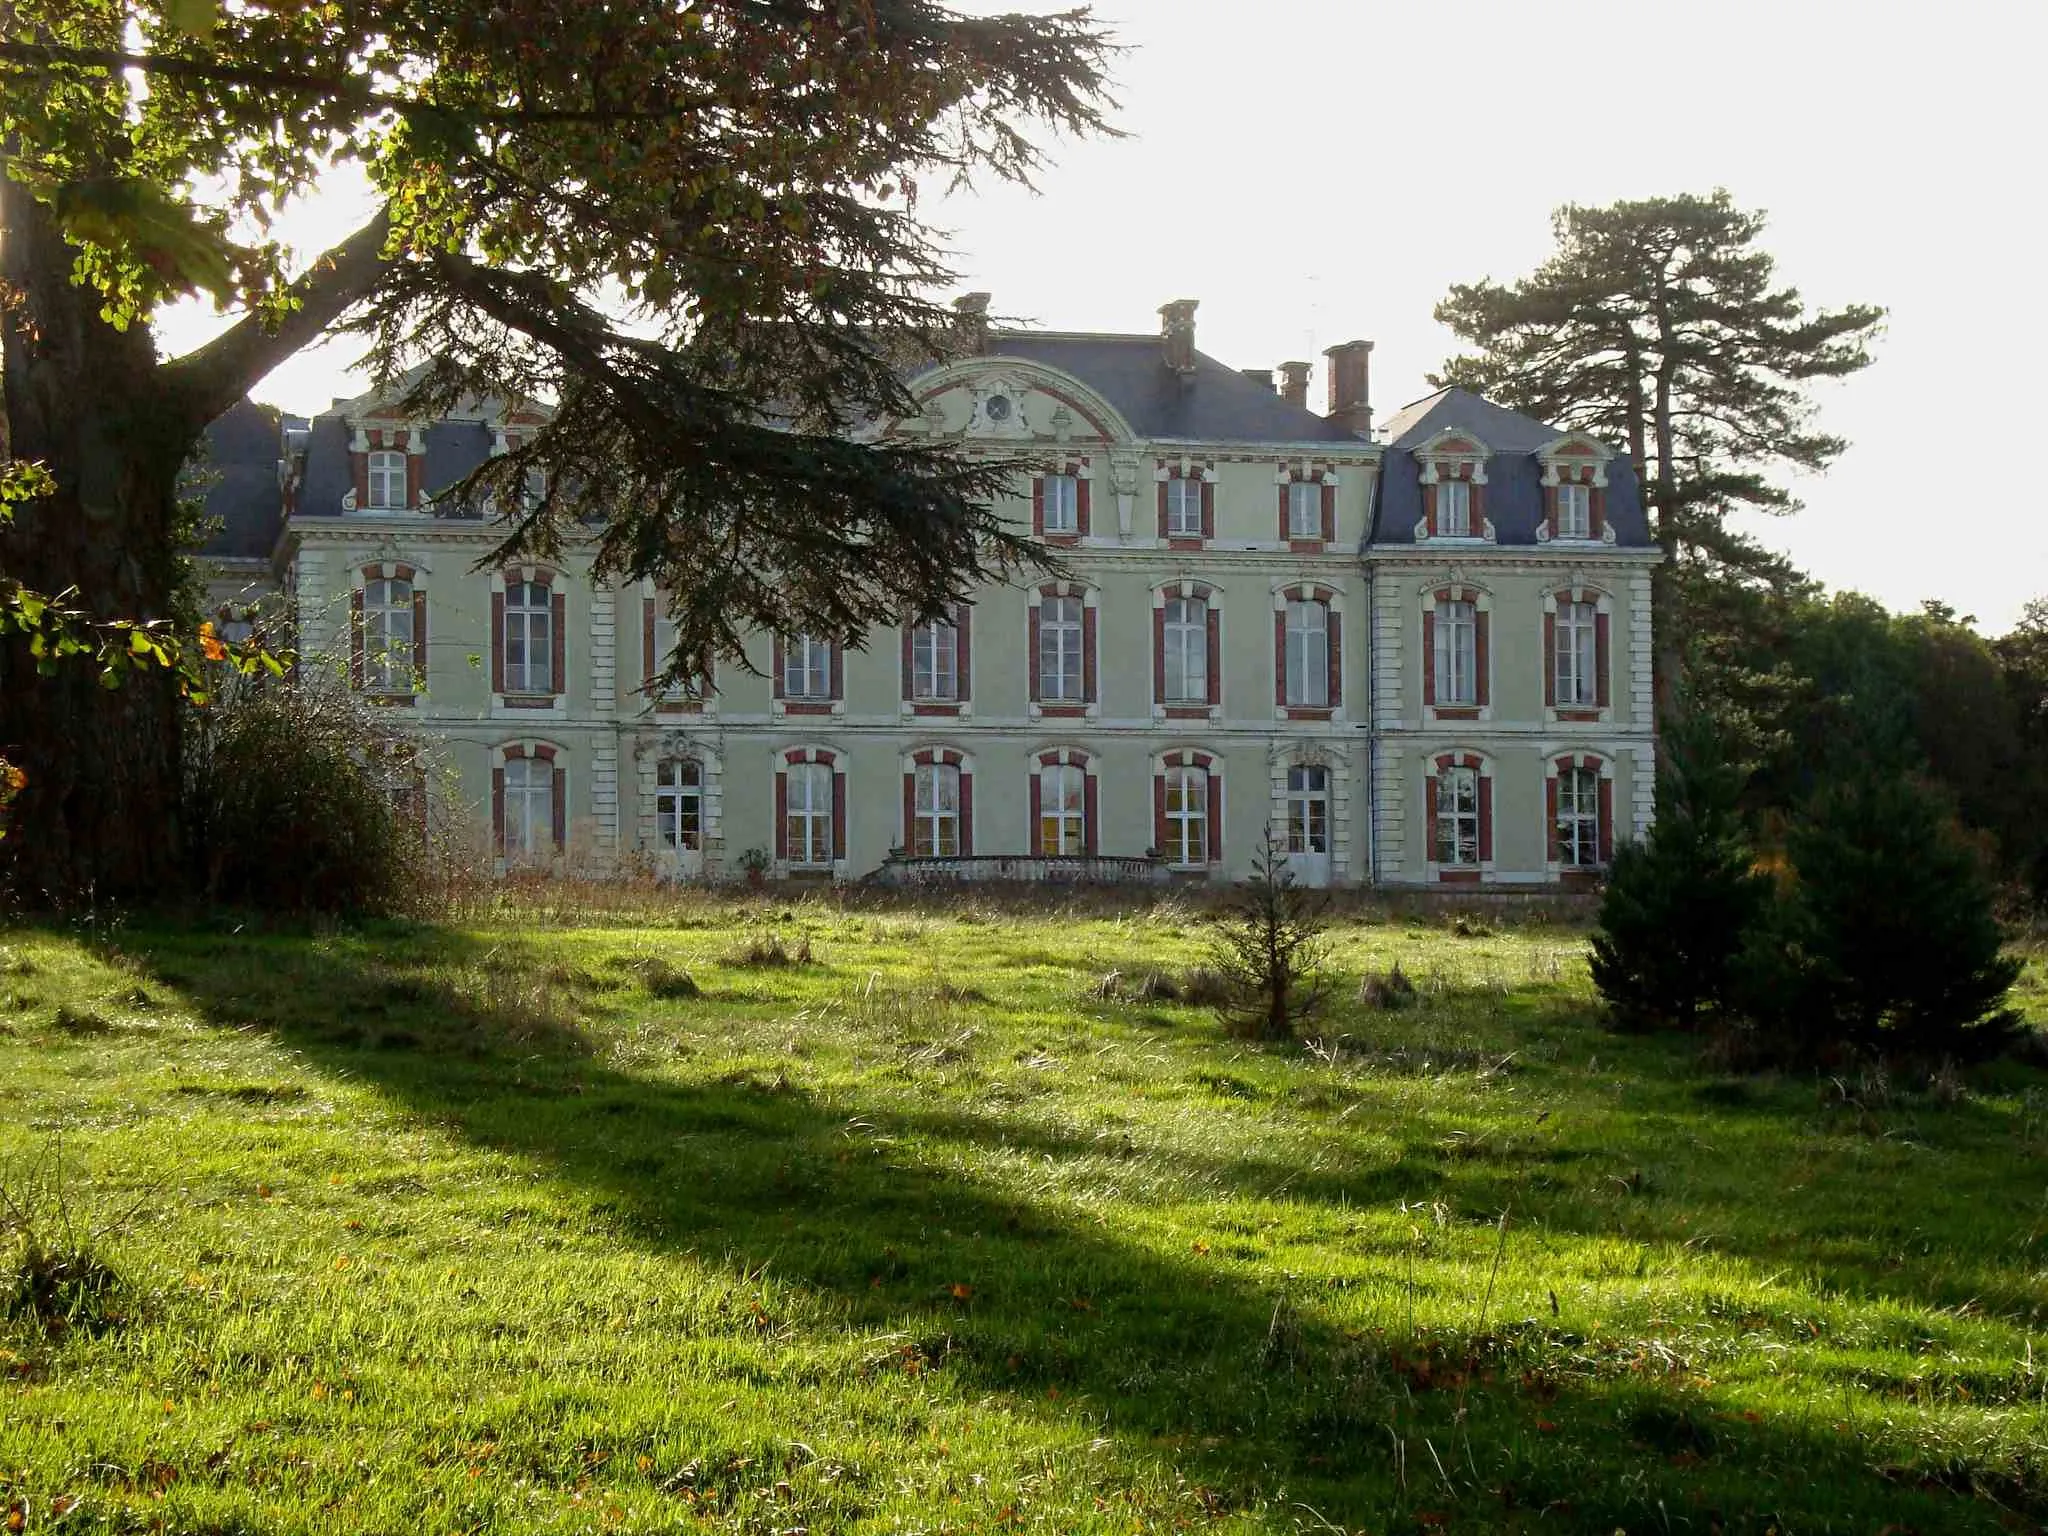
[194,398,289,560]
[1369,387,1653,549]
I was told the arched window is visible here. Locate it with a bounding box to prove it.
[1153,751,1220,868]
[656,759,704,852]
[1424,587,1489,715]
[783,634,832,701]
[1426,752,1492,880]
[778,750,844,868]
[363,576,415,692]
[1031,749,1095,857]
[1549,754,1614,871]
[911,616,959,703]
[503,580,554,694]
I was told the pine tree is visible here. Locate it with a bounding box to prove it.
[0,0,1113,901]
[1777,769,2021,1057]
[1207,830,1331,1043]
[1589,707,1767,1030]
[1432,191,1884,725]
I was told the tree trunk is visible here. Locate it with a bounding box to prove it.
[1,175,195,904]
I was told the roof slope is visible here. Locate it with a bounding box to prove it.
[195,399,284,560]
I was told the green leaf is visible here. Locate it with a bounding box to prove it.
[51,178,242,304]
[164,0,219,39]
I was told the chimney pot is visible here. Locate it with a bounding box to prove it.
[952,291,992,354]
[1159,298,1199,378]
[1323,338,1374,437]
[1277,360,1312,410]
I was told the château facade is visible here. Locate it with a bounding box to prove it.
[200,298,1659,887]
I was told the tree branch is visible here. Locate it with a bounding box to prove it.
[159,207,394,433]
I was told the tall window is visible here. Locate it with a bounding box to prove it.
[1039,763,1086,856]
[648,611,707,701]
[1287,765,1329,855]
[1557,482,1591,539]
[1165,477,1203,538]
[1162,596,1207,704]
[502,756,554,861]
[911,618,958,702]
[785,761,833,866]
[784,633,831,700]
[657,759,703,851]
[1556,765,1601,867]
[1285,600,1330,708]
[1039,595,1084,703]
[1163,765,1208,866]
[1437,479,1472,537]
[1554,600,1598,708]
[366,450,406,510]
[503,580,553,694]
[1287,480,1321,539]
[363,576,414,692]
[1041,473,1079,535]
[1435,765,1481,867]
[1433,599,1477,706]
[912,762,961,858]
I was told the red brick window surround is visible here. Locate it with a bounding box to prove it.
[350,562,426,699]
[1547,753,1614,872]
[1030,749,1097,857]
[1426,751,1492,883]
[772,632,843,715]
[1153,581,1220,717]
[776,747,845,868]
[901,605,972,714]
[1414,431,1490,540]
[1544,586,1612,720]
[1537,434,1612,543]
[1157,460,1215,547]
[642,594,712,712]
[1153,749,1222,868]
[1030,582,1096,716]
[492,566,564,704]
[1277,467,1337,549]
[1275,583,1341,719]
[350,424,425,512]
[494,741,566,861]
[1033,458,1092,544]
[902,747,973,859]
[1422,585,1490,719]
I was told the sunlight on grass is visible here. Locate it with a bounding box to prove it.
[1,903,2044,1534]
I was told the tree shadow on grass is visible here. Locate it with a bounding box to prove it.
[112,921,2042,1532]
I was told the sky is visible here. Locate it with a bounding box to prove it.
[154,0,2048,632]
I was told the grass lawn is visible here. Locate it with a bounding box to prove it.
[2,898,2046,1535]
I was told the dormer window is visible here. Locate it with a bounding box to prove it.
[1041,473,1079,535]
[1536,432,1614,542]
[1557,482,1591,540]
[366,450,407,510]
[1437,480,1472,538]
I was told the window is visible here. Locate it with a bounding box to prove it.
[657,759,703,852]
[1554,600,1599,708]
[502,756,554,862]
[784,633,831,701]
[1041,473,1079,535]
[1039,763,1086,856]
[363,576,414,692]
[1435,765,1481,867]
[1433,600,1477,707]
[1038,595,1084,703]
[1556,765,1601,868]
[1285,600,1330,708]
[1287,765,1329,855]
[912,761,961,858]
[1162,596,1208,704]
[1288,480,1322,540]
[1165,478,1204,539]
[1437,479,1472,537]
[784,761,833,866]
[911,618,958,702]
[366,450,406,510]
[503,580,553,694]
[1162,765,1208,866]
[1557,481,1591,539]
[647,608,709,702]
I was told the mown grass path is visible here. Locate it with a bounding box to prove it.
[2,903,2045,1534]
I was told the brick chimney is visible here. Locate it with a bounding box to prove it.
[1159,299,1199,378]
[1240,367,1274,390]
[1277,360,1311,410]
[952,291,991,355]
[1324,339,1374,437]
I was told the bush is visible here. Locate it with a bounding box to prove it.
[1206,831,1330,1041]
[1590,707,1767,1031]
[184,681,439,916]
[1756,768,2022,1058]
